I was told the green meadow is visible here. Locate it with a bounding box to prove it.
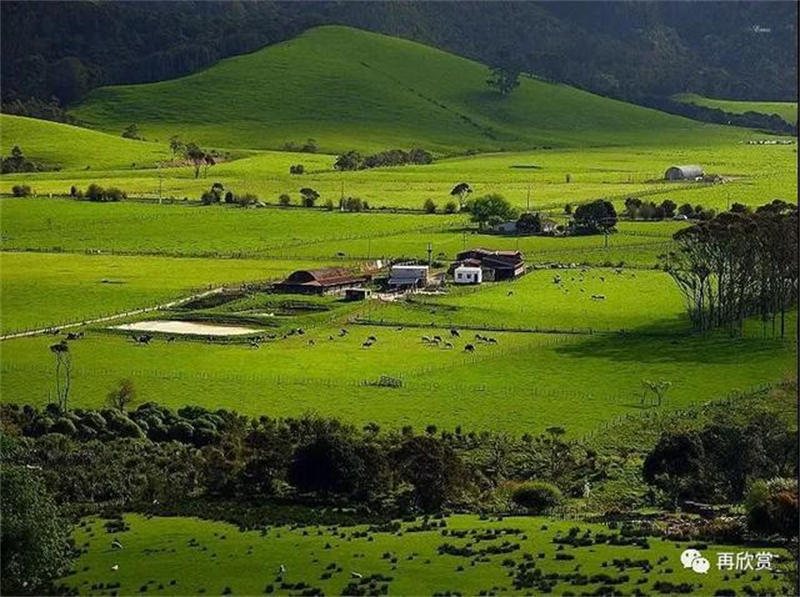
[1,315,794,435]
[672,93,798,125]
[69,26,749,154]
[0,252,321,335]
[64,514,789,597]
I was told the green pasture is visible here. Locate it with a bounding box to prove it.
[63,514,789,596]
[362,268,687,333]
[0,114,169,170]
[672,93,798,125]
[0,252,320,334]
[0,198,683,267]
[0,198,461,257]
[2,140,795,212]
[1,314,794,435]
[69,26,751,154]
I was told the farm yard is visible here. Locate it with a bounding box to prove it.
[0,16,797,597]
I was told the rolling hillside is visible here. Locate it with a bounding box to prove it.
[70,26,750,154]
[0,114,168,170]
[672,93,798,125]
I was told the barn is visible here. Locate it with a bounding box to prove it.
[273,268,369,295]
[453,248,525,281]
[664,165,704,180]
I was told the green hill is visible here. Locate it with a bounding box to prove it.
[70,26,749,154]
[0,114,169,170]
[672,93,797,126]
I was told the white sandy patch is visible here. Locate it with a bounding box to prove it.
[114,320,262,336]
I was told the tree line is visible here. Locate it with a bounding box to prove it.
[661,200,798,336]
[334,148,433,171]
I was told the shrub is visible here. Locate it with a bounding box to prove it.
[423,199,437,214]
[289,164,304,175]
[278,194,291,206]
[11,184,31,197]
[511,481,564,514]
[745,478,798,538]
[444,201,458,214]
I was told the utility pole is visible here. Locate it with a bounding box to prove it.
[526,182,531,213]
[157,161,163,204]
[427,242,433,267]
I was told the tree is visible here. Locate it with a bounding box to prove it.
[450,182,472,210]
[334,150,361,171]
[624,197,642,218]
[288,434,377,497]
[516,212,542,234]
[423,198,437,214]
[289,164,304,175]
[278,193,291,207]
[107,378,136,412]
[467,193,517,231]
[169,135,184,159]
[511,481,563,514]
[678,203,694,217]
[299,187,319,207]
[183,142,206,178]
[1,465,73,595]
[444,200,458,214]
[121,123,142,139]
[660,199,677,218]
[641,379,672,406]
[642,431,707,507]
[486,65,521,96]
[394,436,469,511]
[572,199,617,235]
[49,340,71,412]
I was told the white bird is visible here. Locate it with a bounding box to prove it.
[111,564,119,571]
[279,564,286,574]
[351,572,362,579]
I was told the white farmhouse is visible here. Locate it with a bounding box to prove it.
[454,265,482,285]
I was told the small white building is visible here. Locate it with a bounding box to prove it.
[389,265,430,288]
[454,265,482,285]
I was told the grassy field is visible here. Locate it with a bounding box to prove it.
[362,268,688,333]
[0,114,170,170]
[63,513,790,596]
[1,314,794,435]
[1,140,794,212]
[0,252,321,334]
[672,93,798,125]
[69,26,751,154]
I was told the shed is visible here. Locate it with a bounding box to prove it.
[389,265,430,288]
[344,287,372,301]
[664,165,704,180]
[454,265,482,285]
[273,267,369,295]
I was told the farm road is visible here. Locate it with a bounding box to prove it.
[0,287,225,341]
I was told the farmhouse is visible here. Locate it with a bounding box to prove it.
[273,267,369,295]
[664,165,704,180]
[453,248,525,281]
[389,264,430,288]
[454,265,482,285]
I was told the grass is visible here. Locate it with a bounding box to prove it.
[63,513,790,596]
[1,313,794,435]
[69,26,754,154]
[0,114,169,170]
[0,252,323,334]
[361,268,688,333]
[2,141,795,212]
[672,93,797,125]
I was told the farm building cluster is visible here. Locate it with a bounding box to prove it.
[272,248,527,298]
